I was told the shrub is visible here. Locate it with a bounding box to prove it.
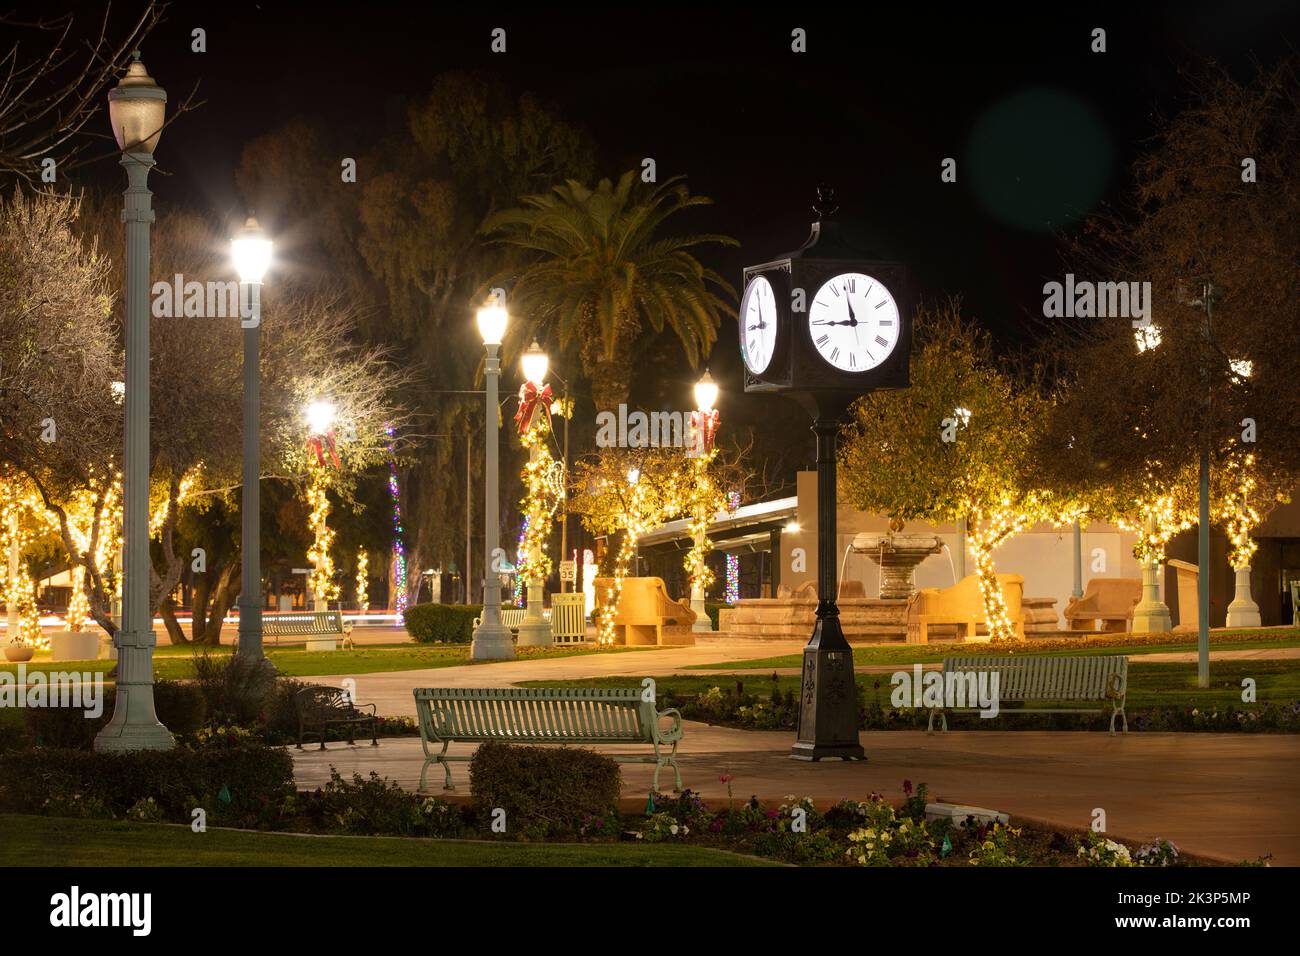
[704,602,729,630]
[469,741,621,839]
[24,679,207,750]
[300,769,464,837]
[0,744,295,828]
[403,603,482,643]
[192,653,278,724]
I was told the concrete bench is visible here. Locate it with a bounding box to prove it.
[1063,577,1141,632]
[928,655,1128,734]
[906,573,1025,643]
[413,685,684,791]
[593,576,696,646]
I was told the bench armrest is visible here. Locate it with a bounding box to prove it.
[654,707,684,744]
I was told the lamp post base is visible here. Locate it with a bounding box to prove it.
[517,582,552,646]
[1131,559,1171,634]
[690,588,711,632]
[93,629,175,753]
[471,621,515,660]
[1225,565,1261,628]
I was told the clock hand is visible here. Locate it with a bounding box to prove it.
[844,292,856,325]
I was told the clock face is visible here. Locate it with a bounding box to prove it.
[807,272,900,372]
[739,275,778,374]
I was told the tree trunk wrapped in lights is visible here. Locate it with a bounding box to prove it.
[683,447,721,601]
[516,414,561,594]
[306,463,339,607]
[356,549,369,611]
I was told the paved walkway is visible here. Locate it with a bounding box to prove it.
[285,638,1300,864]
[307,640,809,716]
[293,725,1299,864]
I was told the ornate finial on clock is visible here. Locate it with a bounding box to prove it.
[813,183,839,221]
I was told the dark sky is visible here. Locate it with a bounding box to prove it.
[49,0,1300,458]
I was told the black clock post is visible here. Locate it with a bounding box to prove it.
[790,391,865,760]
[740,187,911,762]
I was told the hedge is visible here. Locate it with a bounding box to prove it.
[0,744,295,828]
[23,678,207,750]
[404,603,482,643]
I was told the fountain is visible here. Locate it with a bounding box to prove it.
[845,521,944,600]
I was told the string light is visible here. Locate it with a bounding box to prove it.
[385,424,407,624]
[724,553,739,605]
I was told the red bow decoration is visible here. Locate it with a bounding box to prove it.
[514,381,553,434]
[691,409,720,453]
[306,429,342,469]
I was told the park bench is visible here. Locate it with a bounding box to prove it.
[906,573,1025,643]
[927,654,1128,735]
[262,610,353,650]
[593,576,696,645]
[294,684,379,750]
[471,607,527,635]
[1063,577,1141,632]
[412,685,684,792]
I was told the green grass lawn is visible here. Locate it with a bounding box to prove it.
[0,641,661,681]
[0,814,773,867]
[526,659,1300,714]
[693,629,1300,671]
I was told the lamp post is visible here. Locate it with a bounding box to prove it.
[95,52,173,752]
[690,370,719,632]
[232,217,272,665]
[471,293,515,660]
[1130,326,1173,635]
[1071,519,1084,600]
[1185,281,1222,688]
[516,340,553,647]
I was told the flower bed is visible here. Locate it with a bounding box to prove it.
[2,753,1267,866]
[666,678,1300,733]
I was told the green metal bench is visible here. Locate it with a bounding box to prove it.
[928,654,1128,735]
[262,610,352,649]
[471,608,526,636]
[413,685,684,792]
[294,684,378,750]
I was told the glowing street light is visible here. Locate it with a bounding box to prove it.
[472,292,514,661]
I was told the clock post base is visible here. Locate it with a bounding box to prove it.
[790,614,865,761]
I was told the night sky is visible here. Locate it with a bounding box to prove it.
[54,1,1300,451]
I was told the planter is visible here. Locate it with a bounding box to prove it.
[4,645,34,662]
[49,630,101,662]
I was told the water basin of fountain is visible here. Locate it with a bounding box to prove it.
[849,531,945,600]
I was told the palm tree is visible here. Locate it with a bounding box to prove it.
[483,171,735,409]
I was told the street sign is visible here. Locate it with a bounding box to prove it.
[559,560,577,582]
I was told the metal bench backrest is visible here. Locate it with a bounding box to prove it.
[413,687,654,743]
[295,684,356,717]
[265,611,343,635]
[942,655,1127,701]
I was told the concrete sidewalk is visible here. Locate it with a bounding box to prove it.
[291,725,1299,865]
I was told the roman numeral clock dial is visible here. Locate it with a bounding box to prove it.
[740,274,778,375]
[807,272,900,373]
